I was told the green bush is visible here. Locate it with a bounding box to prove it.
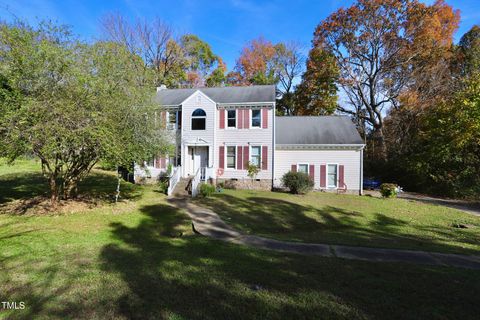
[380,183,398,198]
[199,183,216,197]
[158,179,169,194]
[281,171,314,194]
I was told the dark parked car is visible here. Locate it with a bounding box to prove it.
[363,178,381,190]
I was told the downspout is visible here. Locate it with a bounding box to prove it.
[359,146,364,195]
[271,102,276,190]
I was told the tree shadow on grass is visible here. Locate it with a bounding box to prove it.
[197,193,480,255]
[98,201,480,319]
[0,170,142,214]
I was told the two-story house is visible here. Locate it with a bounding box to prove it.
[134,85,365,195]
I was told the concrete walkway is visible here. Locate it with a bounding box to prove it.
[169,197,480,270]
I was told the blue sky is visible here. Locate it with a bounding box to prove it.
[1,0,479,71]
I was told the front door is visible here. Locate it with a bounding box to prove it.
[187,146,209,176]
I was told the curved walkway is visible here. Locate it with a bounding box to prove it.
[168,198,480,270]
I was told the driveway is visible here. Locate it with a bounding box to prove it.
[398,192,480,216]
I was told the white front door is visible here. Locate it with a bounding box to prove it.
[188,146,208,176]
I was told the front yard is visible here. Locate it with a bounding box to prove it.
[197,189,480,255]
[1,159,480,319]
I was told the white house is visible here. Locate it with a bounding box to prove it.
[134,85,365,195]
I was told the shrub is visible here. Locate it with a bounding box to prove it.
[246,162,260,179]
[199,183,216,197]
[158,179,169,194]
[281,171,314,194]
[380,183,398,198]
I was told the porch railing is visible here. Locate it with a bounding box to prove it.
[191,167,202,197]
[167,166,181,196]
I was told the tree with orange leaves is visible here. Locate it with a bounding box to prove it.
[313,0,459,159]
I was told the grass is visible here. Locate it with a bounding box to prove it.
[196,189,480,255]
[1,159,480,319]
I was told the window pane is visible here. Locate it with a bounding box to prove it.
[192,118,205,130]
[328,164,337,186]
[252,110,261,127]
[298,164,308,173]
[227,146,236,168]
[227,110,236,127]
[251,146,261,167]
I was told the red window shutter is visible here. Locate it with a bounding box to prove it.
[244,145,249,168]
[237,146,243,170]
[219,146,224,169]
[238,109,244,129]
[262,146,268,170]
[160,157,166,169]
[339,165,345,188]
[291,164,296,172]
[244,109,250,129]
[262,109,268,128]
[309,164,315,181]
[219,109,225,129]
[320,165,326,188]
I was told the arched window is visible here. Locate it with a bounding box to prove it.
[191,108,206,130]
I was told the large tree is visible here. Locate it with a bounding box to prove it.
[312,0,459,159]
[291,47,339,116]
[0,21,168,203]
[101,14,225,88]
[457,25,480,78]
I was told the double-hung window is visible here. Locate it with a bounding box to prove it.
[250,146,261,167]
[226,146,236,169]
[227,110,236,128]
[251,110,261,128]
[327,164,338,188]
[297,164,309,174]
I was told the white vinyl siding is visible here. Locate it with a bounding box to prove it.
[274,149,361,192]
[215,107,273,180]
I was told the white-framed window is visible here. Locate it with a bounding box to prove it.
[226,146,236,169]
[251,109,261,128]
[327,164,338,188]
[250,146,261,167]
[227,110,236,128]
[191,108,206,130]
[297,163,309,174]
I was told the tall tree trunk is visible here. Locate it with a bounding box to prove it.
[376,128,387,161]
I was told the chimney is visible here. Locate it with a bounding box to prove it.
[156,84,167,92]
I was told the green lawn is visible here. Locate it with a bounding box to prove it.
[197,189,480,255]
[1,159,480,319]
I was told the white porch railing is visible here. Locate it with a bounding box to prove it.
[167,166,181,196]
[191,167,202,197]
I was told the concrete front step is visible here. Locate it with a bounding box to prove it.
[171,178,191,197]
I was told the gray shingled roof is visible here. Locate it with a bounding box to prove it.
[154,85,276,105]
[276,116,364,145]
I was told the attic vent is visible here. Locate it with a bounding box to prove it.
[196,95,202,103]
